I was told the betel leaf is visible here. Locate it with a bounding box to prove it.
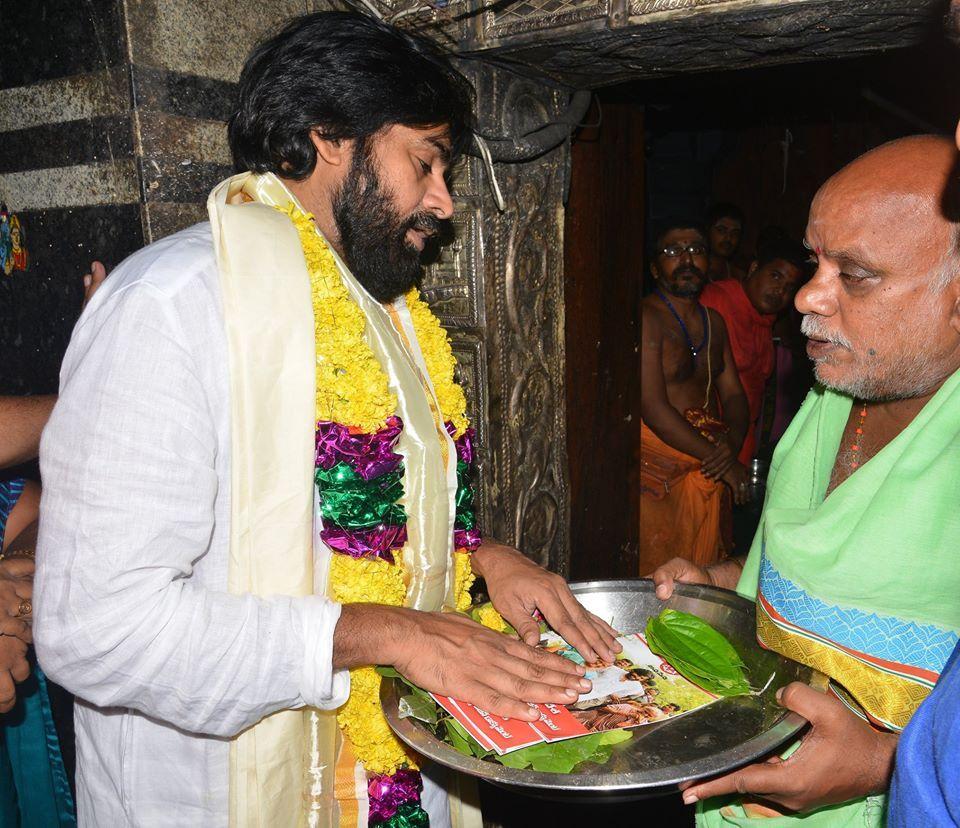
[497,729,633,773]
[649,611,745,676]
[444,718,477,756]
[645,609,752,697]
[658,609,746,667]
[648,614,744,679]
[399,693,439,726]
[443,719,494,759]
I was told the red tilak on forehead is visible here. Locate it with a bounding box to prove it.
[815,246,822,255]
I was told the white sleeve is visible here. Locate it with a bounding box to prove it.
[34,279,349,737]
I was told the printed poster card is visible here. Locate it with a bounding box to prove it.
[530,702,590,742]
[432,695,542,754]
[541,630,720,736]
[432,629,721,754]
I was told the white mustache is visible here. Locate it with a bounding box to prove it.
[800,315,852,349]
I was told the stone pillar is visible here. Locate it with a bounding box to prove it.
[425,64,572,575]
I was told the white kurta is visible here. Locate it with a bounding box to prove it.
[34,222,451,826]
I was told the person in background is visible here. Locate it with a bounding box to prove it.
[0,261,106,826]
[639,219,749,574]
[0,263,107,469]
[887,6,960,823]
[700,238,809,466]
[706,203,746,282]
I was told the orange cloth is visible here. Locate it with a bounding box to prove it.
[700,279,775,464]
[639,420,725,574]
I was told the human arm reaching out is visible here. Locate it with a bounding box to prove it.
[647,555,744,600]
[0,261,108,469]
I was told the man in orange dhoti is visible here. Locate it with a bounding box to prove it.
[639,220,749,573]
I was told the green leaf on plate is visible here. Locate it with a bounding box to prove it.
[645,609,752,697]
[497,729,633,773]
[399,693,438,726]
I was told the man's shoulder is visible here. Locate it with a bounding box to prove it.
[106,222,215,298]
[701,281,747,329]
[701,278,744,307]
[640,294,667,334]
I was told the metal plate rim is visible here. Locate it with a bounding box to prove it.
[382,578,826,793]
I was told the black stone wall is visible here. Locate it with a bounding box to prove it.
[0,0,138,393]
[0,0,305,394]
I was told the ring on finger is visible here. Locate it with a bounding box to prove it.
[14,599,31,618]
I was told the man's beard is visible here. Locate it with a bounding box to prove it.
[801,314,945,401]
[663,265,705,298]
[333,147,442,303]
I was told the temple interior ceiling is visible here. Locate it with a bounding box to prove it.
[366,0,947,88]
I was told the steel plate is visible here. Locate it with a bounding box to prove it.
[381,579,826,799]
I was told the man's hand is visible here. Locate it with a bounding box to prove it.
[473,541,621,664]
[336,603,593,721]
[647,556,743,601]
[681,683,897,812]
[82,260,108,308]
[395,610,595,720]
[700,440,736,480]
[0,632,30,713]
[0,559,33,641]
[722,462,750,505]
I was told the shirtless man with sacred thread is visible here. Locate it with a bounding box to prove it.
[639,219,749,573]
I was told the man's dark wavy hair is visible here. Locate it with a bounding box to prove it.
[228,12,474,179]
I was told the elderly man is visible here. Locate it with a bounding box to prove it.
[34,13,617,826]
[640,220,749,574]
[652,134,960,826]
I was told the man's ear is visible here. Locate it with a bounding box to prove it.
[310,130,349,168]
[747,260,759,280]
[949,278,960,338]
[650,261,661,281]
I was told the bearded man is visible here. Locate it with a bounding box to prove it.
[640,220,749,574]
[33,13,618,827]
[652,134,960,827]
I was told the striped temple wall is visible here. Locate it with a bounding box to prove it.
[0,0,313,393]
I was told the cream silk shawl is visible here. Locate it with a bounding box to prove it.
[208,172,481,827]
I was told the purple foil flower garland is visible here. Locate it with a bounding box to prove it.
[316,417,404,480]
[316,416,407,563]
[368,769,423,823]
[319,417,483,826]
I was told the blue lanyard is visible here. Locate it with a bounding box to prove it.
[654,287,708,360]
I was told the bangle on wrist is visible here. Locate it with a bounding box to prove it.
[0,549,35,562]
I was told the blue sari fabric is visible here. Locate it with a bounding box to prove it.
[889,642,960,827]
[0,479,76,826]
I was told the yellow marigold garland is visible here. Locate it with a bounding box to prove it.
[283,204,396,432]
[286,203,477,778]
[454,550,476,612]
[405,287,470,436]
[475,603,510,633]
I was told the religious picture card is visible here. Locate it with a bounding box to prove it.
[431,630,720,755]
